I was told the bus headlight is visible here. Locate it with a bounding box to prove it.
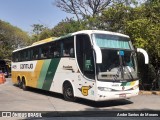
[98,87,112,91]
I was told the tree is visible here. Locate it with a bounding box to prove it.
[32,24,45,35]
[31,24,51,42]
[39,28,53,40]
[0,20,30,59]
[55,0,112,21]
[55,0,140,22]
[51,18,84,37]
[99,4,130,32]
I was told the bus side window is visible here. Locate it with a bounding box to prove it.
[27,50,31,61]
[12,53,17,62]
[54,41,61,57]
[25,50,31,61]
[62,36,74,57]
[15,52,19,62]
[48,44,55,58]
[23,50,28,61]
[32,48,39,60]
[20,51,24,61]
[40,45,48,59]
[70,48,74,57]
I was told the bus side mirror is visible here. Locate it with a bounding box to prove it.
[93,45,102,63]
[137,48,149,64]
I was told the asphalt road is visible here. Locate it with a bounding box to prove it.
[0,78,160,119]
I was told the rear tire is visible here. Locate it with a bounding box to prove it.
[22,79,28,91]
[17,78,22,88]
[63,83,76,101]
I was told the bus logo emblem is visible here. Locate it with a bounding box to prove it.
[78,86,92,96]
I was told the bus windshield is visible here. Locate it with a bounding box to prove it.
[92,34,138,81]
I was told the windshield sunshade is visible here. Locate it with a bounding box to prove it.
[94,34,130,49]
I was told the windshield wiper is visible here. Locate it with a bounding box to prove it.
[118,50,135,81]
[124,66,134,80]
[118,51,124,80]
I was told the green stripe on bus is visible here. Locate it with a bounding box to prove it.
[121,82,127,86]
[121,82,131,86]
[42,58,60,91]
[37,59,51,89]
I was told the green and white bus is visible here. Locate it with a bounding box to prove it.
[12,30,149,101]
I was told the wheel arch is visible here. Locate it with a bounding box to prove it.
[21,76,28,86]
[62,80,75,96]
[17,75,21,83]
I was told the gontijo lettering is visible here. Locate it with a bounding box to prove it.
[20,64,33,69]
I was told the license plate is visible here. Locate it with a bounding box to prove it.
[119,93,126,98]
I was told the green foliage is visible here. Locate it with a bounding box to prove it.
[51,18,85,37]
[39,29,53,40]
[32,24,44,35]
[100,4,130,32]
[31,24,52,42]
[0,20,30,59]
[125,19,150,48]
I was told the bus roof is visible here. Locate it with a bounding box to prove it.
[13,30,129,52]
[31,37,57,46]
[72,30,129,38]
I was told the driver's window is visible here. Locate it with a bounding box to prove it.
[76,34,95,79]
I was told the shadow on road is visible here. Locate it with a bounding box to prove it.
[76,98,133,108]
[19,86,133,108]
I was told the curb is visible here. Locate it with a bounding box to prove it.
[139,90,160,95]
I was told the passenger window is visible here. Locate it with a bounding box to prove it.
[23,50,29,61]
[54,41,61,57]
[40,45,48,59]
[27,50,31,61]
[32,48,39,60]
[48,44,54,58]
[12,52,18,62]
[62,37,74,57]
[48,41,61,58]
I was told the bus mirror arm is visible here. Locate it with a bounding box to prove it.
[137,48,149,64]
[93,45,102,63]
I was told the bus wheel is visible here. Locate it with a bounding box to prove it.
[63,82,76,101]
[22,78,27,91]
[17,77,22,88]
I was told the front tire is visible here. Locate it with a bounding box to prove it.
[63,83,76,101]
